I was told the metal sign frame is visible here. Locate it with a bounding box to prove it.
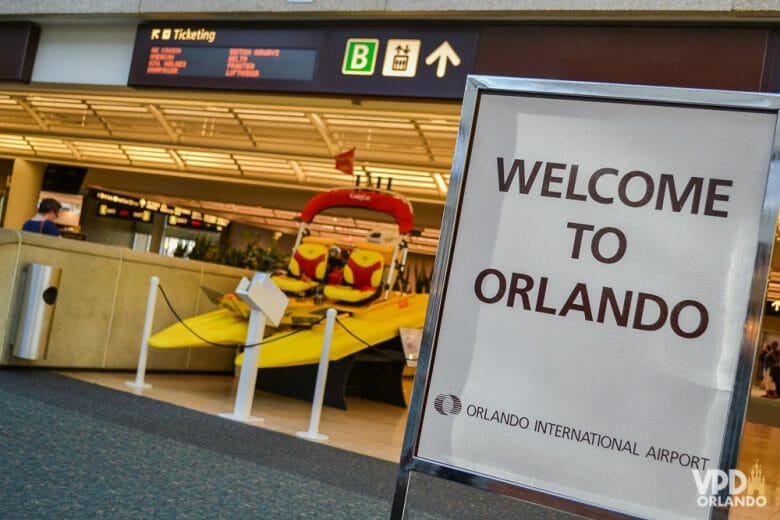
[391,75,780,519]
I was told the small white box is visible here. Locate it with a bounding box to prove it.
[235,272,289,327]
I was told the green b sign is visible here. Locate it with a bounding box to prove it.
[342,38,379,75]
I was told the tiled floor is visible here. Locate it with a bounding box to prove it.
[62,370,780,519]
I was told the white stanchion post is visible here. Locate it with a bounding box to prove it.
[219,272,287,424]
[125,275,159,390]
[219,308,266,424]
[296,308,337,442]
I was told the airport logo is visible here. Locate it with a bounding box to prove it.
[693,460,767,508]
[433,394,462,416]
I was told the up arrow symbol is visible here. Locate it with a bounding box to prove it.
[424,41,461,78]
[772,301,780,312]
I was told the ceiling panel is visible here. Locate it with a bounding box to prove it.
[0,86,460,205]
[0,86,462,254]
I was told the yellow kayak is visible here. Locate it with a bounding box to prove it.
[148,293,429,368]
[148,293,252,349]
[239,293,428,368]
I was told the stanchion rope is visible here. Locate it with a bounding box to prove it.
[157,284,312,350]
[335,317,371,347]
[156,284,372,350]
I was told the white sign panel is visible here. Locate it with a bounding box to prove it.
[414,84,777,519]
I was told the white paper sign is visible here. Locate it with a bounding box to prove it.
[416,91,776,519]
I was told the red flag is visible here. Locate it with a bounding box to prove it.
[334,148,355,176]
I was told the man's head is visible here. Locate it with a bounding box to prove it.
[38,198,61,220]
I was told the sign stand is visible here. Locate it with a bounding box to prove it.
[219,307,266,423]
[220,273,288,424]
[392,76,780,519]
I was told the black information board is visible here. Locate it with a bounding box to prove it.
[0,22,40,82]
[147,46,318,81]
[93,190,228,231]
[129,25,325,92]
[128,23,478,99]
[97,202,153,223]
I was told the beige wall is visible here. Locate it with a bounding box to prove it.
[0,229,251,371]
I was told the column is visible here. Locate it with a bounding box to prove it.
[149,212,166,254]
[4,159,45,230]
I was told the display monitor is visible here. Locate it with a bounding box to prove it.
[41,164,87,195]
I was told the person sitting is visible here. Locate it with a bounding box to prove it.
[22,198,62,237]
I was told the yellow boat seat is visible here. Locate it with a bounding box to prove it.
[323,248,384,303]
[272,242,329,293]
[301,235,336,247]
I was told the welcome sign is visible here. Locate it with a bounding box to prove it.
[394,77,780,519]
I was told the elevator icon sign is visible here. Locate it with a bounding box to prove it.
[342,39,379,75]
[382,39,421,77]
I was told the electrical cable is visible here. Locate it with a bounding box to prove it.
[335,317,371,347]
[157,284,242,349]
[156,284,318,350]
